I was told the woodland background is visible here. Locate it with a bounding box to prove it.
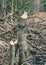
[0,0,46,65]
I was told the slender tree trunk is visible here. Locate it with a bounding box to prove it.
[19,31,30,65]
[15,0,18,11]
[2,0,6,19]
[9,39,18,65]
[3,0,5,8]
[9,44,15,65]
[33,0,40,13]
[11,0,14,21]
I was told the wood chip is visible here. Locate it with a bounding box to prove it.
[21,11,28,19]
[10,39,18,45]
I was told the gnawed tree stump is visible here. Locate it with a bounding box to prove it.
[9,39,18,65]
[19,31,31,65]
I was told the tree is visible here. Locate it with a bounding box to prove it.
[33,0,40,13]
[9,39,18,65]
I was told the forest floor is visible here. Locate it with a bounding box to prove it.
[0,13,46,65]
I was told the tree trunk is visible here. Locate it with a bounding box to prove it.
[19,31,31,65]
[11,0,14,21]
[9,44,15,65]
[33,0,40,13]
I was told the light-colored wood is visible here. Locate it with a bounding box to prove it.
[21,11,28,19]
[10,39,18,45]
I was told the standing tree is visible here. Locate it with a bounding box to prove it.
[33,0,40,13]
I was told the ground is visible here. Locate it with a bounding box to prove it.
[0,13,46,65]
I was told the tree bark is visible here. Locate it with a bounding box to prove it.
[9,44,15,65]
[19,31,30,65]
[33,0,40,13]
